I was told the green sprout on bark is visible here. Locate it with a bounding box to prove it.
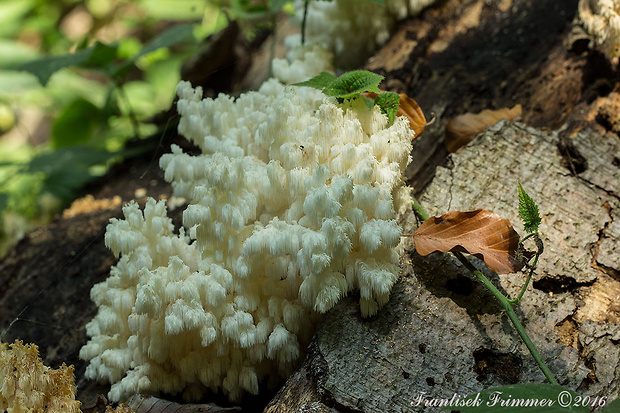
[412,183,556,386]
[518,181,542,234]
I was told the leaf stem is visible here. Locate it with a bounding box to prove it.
[452,252,557,385]
[412,198,430,221]
[412,198,558,385]
[508,253,538,304]
[510,233,543,304]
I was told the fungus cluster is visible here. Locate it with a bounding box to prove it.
[0,339,81,413]
[579,0,620,58]
[80,74,415,402]
[290,0,436,68]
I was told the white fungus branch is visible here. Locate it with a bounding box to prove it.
[81,78,414,402]
[80,0,423,398]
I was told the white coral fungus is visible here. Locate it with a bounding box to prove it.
[289,0,436,68]
[80,78,414,402]
[579,0,620,58]
[0,340,81,413]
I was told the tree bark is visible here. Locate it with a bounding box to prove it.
[265,119,620,412]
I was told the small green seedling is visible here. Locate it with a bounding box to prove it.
[518,181,542,234]
[294,70,400,123]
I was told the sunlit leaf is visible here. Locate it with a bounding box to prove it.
[51,98,102,148]
[0,40,40,69]
[413,209,526,274]
[139,0,206,20]
[294,70,383,99]
[518,182,541,233]
[397,93,428,136]
[323,70,382,99]
[0,0,33,38]
[440,384,588,412]
[293,72,337,90]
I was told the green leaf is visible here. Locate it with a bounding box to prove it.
[323,70,383,99]
[83,41,118,68]
[518,182,541,233]
[18,41,118,86]
[0,0,34,38]
[440,384,588,412]
[134,23,196,60]
[51,98,102,148]
[0,40,40,69]
[113,23,196,78]
[25,145,143,201]
[18,49,92,86]
[293,70,384,100]
[43,166,96,200]
[26,146,117,175]
[293,72,337,90]
[0,192,7,217]
[601,396,620,412]
[374,91,400,123]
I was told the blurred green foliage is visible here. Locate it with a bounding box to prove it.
[0,0,291,255]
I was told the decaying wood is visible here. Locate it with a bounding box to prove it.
[266,120,620,412]
[266,0,620,409]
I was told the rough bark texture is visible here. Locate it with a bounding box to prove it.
[1,0,619,411]
[265,121,620,412]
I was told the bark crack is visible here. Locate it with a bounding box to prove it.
[590,201,620,280]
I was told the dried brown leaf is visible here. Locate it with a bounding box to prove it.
[396,93,428,136]
[413,209,524,274]
[363,92,428,137]
[445,104,522,152]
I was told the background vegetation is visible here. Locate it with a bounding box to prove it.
[0,0,291,255]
